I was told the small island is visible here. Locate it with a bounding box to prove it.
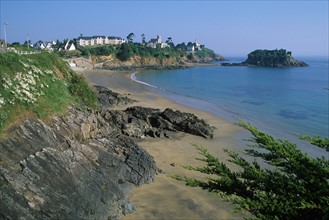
[222,49,308,67]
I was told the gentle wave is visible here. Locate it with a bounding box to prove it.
[130,72,158,88]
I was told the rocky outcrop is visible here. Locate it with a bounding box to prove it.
[0,108,156,220]
[104,106,214,139]
[0,87,214,219]
[101,53,225,71]
[102,56,186,71]
[94,85,134,108]
[221,49,308,67]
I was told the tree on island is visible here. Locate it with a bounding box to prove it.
[175,122,329,220]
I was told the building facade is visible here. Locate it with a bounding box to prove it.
[76,36,125,46]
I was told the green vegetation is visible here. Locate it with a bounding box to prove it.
[175,121,329,220]
[247,49,290,62]
[245,49,294,67]
[194,47,217,60]
[299,135,329,151]
[0,52,96,133]
[71,42,220,63]
[9,42,36,52]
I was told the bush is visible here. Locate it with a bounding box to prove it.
[68,74,97,109]
[116,43,133,61]
[177,121,329,219]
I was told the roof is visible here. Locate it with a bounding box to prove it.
[93,35,106,39]
[77,37,93,40]
[108,36,122,40]
[148,38,158,43]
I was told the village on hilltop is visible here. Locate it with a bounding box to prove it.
[0,34,203,54]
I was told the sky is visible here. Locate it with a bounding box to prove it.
[0,0,328,57]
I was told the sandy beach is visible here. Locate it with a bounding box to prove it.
[81,69,251,219]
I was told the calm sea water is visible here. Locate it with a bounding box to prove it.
[135,57,329,144]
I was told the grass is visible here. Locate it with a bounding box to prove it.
[0,52,97,133]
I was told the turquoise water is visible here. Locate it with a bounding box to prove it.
[135,57,328,142]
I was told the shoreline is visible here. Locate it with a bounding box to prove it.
[80,68,251,219]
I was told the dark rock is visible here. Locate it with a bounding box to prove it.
[124,106,160,121]
[0,108,156,220]
[160,108,214,138]
[94,85,134,108]
[103,106,213,139]
[170,163,176,167]
[157,168,165,174]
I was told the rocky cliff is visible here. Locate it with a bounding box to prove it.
[102,56,186,70]
[100,53,224,71]
[0,86,214,219]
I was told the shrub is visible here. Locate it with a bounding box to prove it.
[177,122,329,219]
[68,74,97,109]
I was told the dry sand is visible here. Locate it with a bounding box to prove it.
[81,69,251,219]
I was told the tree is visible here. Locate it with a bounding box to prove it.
[175,42,186,51]
[23,40,31,46]
[127,32,135,43]
[141,33,146,45]
[176,121,329,220]
[166,37,174,47]
[116,43,133,61]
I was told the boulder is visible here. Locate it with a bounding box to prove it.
[103,106,214,139]
[94,85,134,108]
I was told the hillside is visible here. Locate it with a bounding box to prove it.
[62,43,225,70]
[0,52,96,133]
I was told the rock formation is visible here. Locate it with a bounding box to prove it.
[0,86,214,219]
[221,49,308,67]
[94,85,134,108]
[243,49,308,67]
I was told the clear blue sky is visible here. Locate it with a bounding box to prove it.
[1,0,328,56]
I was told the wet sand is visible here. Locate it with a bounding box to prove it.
[81,69,251,219]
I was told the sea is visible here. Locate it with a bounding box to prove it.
[132,56,329,157]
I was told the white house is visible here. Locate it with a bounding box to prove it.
[76,37,94,46]
[147,35,170,48]
[64,41,76,51]
[187,40,202,52]
[76,36,125,46]
[45,41,56,51]
[108,36,125,45]
[34,42,46,50]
